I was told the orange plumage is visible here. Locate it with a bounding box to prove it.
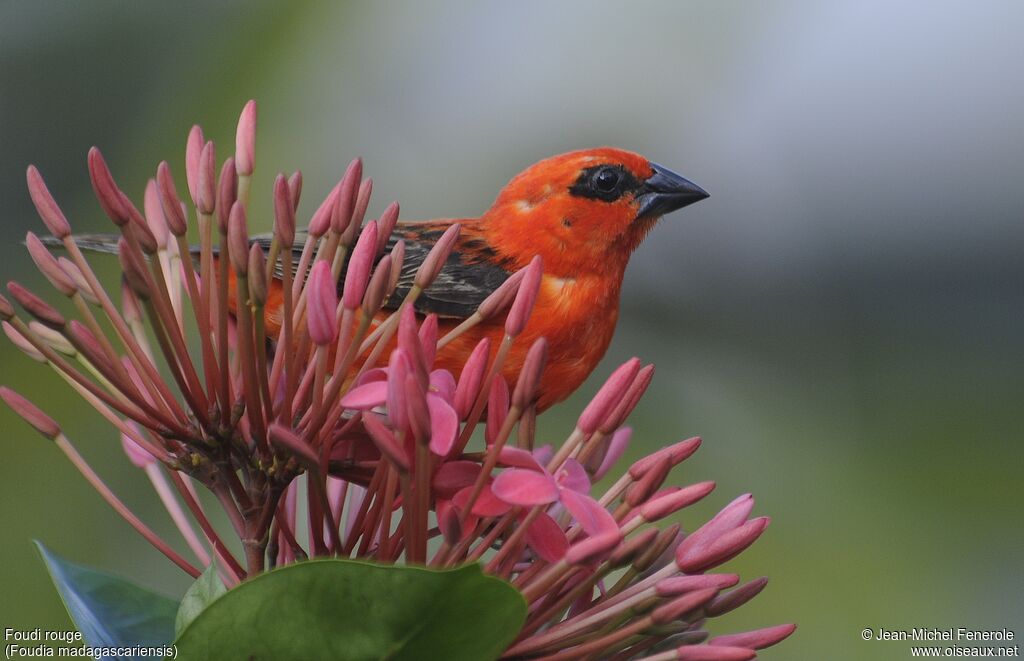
[231,148,707,410]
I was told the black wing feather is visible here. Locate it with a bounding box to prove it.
[261,227,511,320]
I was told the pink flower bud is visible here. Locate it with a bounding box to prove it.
[288,171,303,211]
[331,158,362,237]
[414,224,461,289]
[577,358,640,435]
[485,375,509,446]
[677,517,770,574]
[387,240,404,296]
[122,193,159,255]
[197,142,217,216]
[309,182,340,237]
[640,481,716,522]
[248,245,268,306]
[87,147,129,226]
[625,455,672,506]
[268,423,320,470]
[477,269,525,321]
[397,304,429,386]
[503,255,542,337]
[566,530,622,566]
[651,588,719,625]
[512,338,547,409]
[593,426,632,480]
[454,338,489,419]
[120,279,143,324]
[375,202,399,254]
[0,386,60,439]
[273,174,296,247]
[234,100,257,176]
[143,179,169,248]
[705,578,770,617]
[608,527,658,567]
[26,166,71,238]
[217,157,237,233]
[29,321,74,356]
[184,125,204,203]
[418,314,438,368]
[121,432,156,468]
[629,436,702,479]
[156,162,188,236]
[227,202,250,275]
[709,623,796,651]
[25,232,75,296]
[3,321,45,362]
[0,294,13,321]
[352,178,373,234]
[66,321,107,371]
[7,281,65,329]
[362,412,410,472]
[58,258,96,305]
[306,261,338,346]
[438,502,462,546]
[675,646,756,661]
[362,255,391,316]
[656,574,740,597]
[600,363,654,433]
[342,221,377,310]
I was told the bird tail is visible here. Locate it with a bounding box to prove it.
[38,233,122,255]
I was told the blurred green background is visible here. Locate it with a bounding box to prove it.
[1,1,1021,659]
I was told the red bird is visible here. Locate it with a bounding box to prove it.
[68,148,708,410]
[268,148,708,410]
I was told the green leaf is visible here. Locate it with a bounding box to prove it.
[174,563,227,636]
[174,558,527,661]
[35,541,178,658]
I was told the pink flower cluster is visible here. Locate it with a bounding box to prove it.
[0,101,794,659]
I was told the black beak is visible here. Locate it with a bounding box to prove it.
[635,162,709,219]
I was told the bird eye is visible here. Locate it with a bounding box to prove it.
[592,167,621,193]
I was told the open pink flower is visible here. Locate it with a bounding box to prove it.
[341,356,459,456]
[491,447,621,561]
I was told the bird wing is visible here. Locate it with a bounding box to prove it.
[262,221,513,319]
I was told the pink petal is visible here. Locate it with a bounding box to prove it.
[426,394,459,456]
[525,511,568,562]
[594,426,632,480]
[436,500,461,545]
[492,469,559,507]
[386,349,411,431]
[556,459,591,494]
[497,446,545,472]
[429,369,456,403]
[532,444,554,466]
[339,381,388,409]
[432,461,481,498]
[559,489,618,536]
[453,484,510,517]
[356,367,389,386]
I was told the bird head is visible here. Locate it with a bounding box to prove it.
[483,148,708,278]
